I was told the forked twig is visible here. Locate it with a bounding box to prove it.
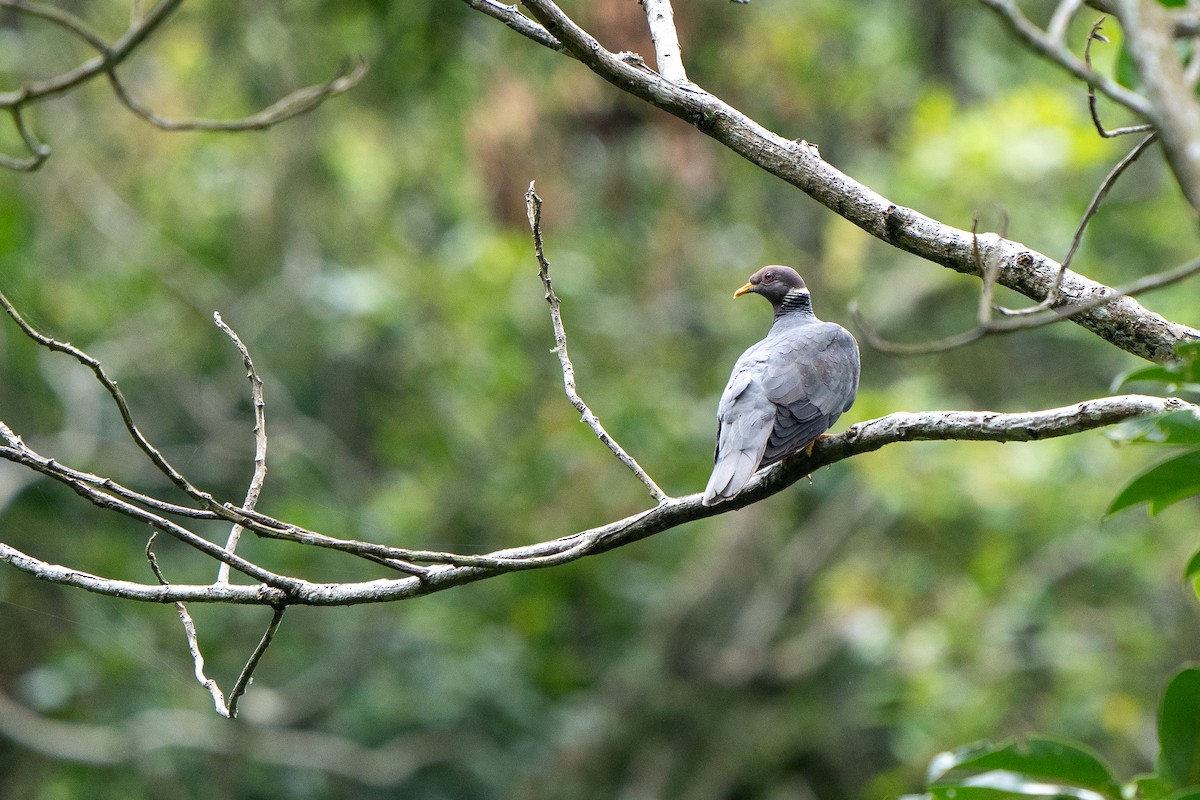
[146,534,286,718]
[1085,19,1155,138]
[0,0,364,169]
[855,251,1200,356]
[999,131,1158,317]
[525,183,670,504]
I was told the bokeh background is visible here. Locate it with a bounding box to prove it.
[1,0,1199,797]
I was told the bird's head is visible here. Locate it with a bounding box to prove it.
[734,265,808,304]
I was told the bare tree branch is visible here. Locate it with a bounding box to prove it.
[639,0,689,84]
[0,106,51,171]
[145,535,231,715]
[467,0,1199,364]
[976,0,1151,116]
[0,0,365,168]
[855,251,1200,356]
[0,287,221,507]
[0,0,184,107]
[1084,20,1156,137]
[226,606,286,719]
[1049,0,1088,43]
[526,184,670,504]
[211,313,269,585]
[106,60,368,133]
[1056,133,1158,275]
[1116,0,1200,212]
[2,395,1190,607]
[460,0,564,52]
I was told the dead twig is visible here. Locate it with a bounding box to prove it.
[1085,19,1156,138]
[212,313,268,585]
[0,0,363,168]
[525,183,670,504]
[106,59,368,133]
[855,251,1200,356]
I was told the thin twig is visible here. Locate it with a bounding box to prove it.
[1063,133,1159,266]
[0,107,51,171]
[849,308,987,357]
[226,606,286,719]
[973,222,1002,325]
[0,287,216,506]
[639,0,689,83]
[1049,0,1087,43]
[1056,133,1157,279]
[855,251,1200,355]
[106,59,368,132]
[977,0,1151,117]
[0,0,184,108]
[1085,19,1155,137]
[525,183,670,504]
[457,0,565,52]
[995,131,1158,318]
[0,0,109,51]
[0,0,363,169]
[146,534,231,716]
[212,313,268,585]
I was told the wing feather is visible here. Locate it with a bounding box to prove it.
[703,316,860,504]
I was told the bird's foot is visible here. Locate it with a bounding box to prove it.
[803,433,831,458]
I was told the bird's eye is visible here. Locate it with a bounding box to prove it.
[762,271,775,283]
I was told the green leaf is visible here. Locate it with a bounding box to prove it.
[1110,412,1200,446]
[1116,43,1141,91]
[1107,450,1200,516]
[930,783,1040,800]
[1113,342,1200,393]
[1185,551,1200,584]
[1159,667,1200,791]
[1165,789,1200,800]
[1112,365,1186,392]
[1134,774,1177,800]
[1154,414,1200,445]
[1186,550,1200,601]
[928,737,1119,798]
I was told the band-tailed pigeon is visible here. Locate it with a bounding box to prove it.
[702,266,860,506]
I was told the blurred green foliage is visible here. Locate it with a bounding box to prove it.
[920,665,1200,800]
[1,0,1199,798]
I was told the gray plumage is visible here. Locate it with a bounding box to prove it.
[702,266,859,506]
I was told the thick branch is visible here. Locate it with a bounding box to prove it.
[3,395,1187,606]
[492,0,1197,363]
[639,0,689,83]
[1116,0,1200,213]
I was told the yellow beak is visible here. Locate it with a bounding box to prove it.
[734,282,754,298]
